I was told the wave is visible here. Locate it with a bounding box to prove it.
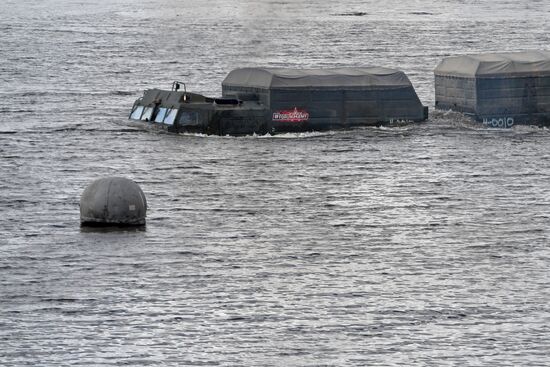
[176,130,336,139]
[333,11,368,17]
[430,109,550,134]
[410,11,435,15]
[0,90,137,98]
[0,108,35,113]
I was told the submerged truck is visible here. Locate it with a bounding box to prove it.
[129,67,428,135]
[434,51,550,127]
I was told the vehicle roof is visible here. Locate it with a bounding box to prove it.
[222,67,412,89]
[434,51,550,77]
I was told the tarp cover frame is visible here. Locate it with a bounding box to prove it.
[222,67,413,89]
[435,51,550,78]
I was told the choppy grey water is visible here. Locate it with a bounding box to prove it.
[1,0,550,365]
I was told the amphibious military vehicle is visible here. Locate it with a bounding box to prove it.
[129,67,428,135]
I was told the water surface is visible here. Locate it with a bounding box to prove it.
[1,0,550,365]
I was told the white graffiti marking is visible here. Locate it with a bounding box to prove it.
[482,117,514,128]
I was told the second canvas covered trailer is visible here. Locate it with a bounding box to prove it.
[434,51,550,127]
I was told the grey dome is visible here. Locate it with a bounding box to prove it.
[80,177,147,226]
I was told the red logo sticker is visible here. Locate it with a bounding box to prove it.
[272,107,309,122]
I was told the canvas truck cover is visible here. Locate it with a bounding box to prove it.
[221,67,413,89]
[435,51,550,78]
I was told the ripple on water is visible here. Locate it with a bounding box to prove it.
[1,0,550,366]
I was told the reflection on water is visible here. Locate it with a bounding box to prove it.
[80,224,147,234]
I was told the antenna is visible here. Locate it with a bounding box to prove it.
[172,81,188,101]
[171,81,186,92]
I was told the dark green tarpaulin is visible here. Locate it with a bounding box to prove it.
[222,67,413,89]
[435,51,550,78]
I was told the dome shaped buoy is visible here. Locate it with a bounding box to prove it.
[80,177,147,226]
